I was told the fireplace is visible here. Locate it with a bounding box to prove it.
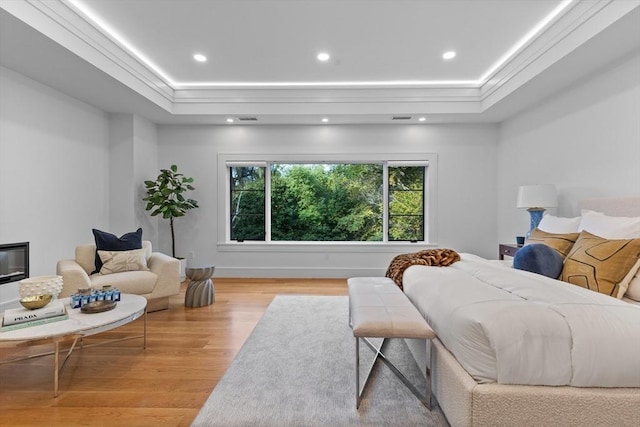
[0,242,29,285]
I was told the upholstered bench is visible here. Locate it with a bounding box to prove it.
[348,277,436,409]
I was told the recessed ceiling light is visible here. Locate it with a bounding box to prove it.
[317,52,330,62]
[321,118,329,123]
[442,51,456,60]
[226,118,234,123]
[418,117,426,122]
[193,53,207,62]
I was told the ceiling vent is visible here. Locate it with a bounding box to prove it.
[392,116,412,120]
[237,117,258,121]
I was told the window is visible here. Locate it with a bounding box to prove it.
[388,165,425,242]
[271,163,383,241]
[225,156,433,244]
[230,166,265,241]
[222,153,438,246]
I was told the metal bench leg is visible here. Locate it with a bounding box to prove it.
[355,337,360,408]
[356,336,432,410]
[356,337,387,409]
[426,340,433,410]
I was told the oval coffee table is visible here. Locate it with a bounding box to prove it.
[0,294,147,397]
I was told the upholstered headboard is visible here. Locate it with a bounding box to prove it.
[579,197,640,217]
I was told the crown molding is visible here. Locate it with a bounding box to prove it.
[479,0,638,110]
[170,86,482,115]
[0,0,174,112]
[1,0,636,120]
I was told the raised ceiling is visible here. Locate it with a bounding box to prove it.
[68,0,562,85]
[1,0,639,124]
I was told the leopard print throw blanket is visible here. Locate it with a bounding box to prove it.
[385,248,461,290]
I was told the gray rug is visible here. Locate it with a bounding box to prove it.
[192,295,448,427]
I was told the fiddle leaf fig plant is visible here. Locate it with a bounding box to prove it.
[143,164,199,258]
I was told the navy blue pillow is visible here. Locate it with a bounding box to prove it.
[92,228,143,274]
[513,243,564,279]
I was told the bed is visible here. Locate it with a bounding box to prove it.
[402,197,640,426]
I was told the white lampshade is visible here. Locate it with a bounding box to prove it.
[516,185,557,209]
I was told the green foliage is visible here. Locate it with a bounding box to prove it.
[230,163,425,242]
[271,164,383,241]
[230,167,265,240]
[388,166,425,241]
[143,164,199,257]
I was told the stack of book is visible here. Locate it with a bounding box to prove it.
[1,300,68,332]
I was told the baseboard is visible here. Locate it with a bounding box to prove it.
[213,266,387,278]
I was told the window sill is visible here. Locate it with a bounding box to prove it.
[217,241,437,253]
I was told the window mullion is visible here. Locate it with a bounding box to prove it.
[265,162,272,243]
[422,167,427,242]
[383,162,389,243]
[227,168,232,242]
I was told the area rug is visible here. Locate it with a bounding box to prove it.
[191,295,448,427]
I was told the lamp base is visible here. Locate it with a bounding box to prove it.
[526,208,546,239]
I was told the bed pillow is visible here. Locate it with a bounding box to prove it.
[561,231,640,298]
[92,228,143,274]
[98,248,149,275]
[513,244,564,279]
[538,214,581,233]
[579,210,640,239]
[527,228,580,259]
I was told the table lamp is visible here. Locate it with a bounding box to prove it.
[516,184,557,239]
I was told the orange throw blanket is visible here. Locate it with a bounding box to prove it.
[385,248,461,290]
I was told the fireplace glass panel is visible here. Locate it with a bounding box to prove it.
[0,242,29,285]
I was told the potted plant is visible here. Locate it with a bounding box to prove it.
[143,165,199,271]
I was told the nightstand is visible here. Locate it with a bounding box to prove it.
[499,243,521,260]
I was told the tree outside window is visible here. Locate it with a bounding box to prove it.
[229,162,426,242]
[230,166,265,241]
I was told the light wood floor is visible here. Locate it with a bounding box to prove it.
[0,278,347,426]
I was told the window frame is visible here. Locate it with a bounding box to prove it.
[229,164,267,241]
[218,153,438,252]
[387,162,427,242]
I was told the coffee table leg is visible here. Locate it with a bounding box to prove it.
[143,309,147,349]
[53,341,59,398]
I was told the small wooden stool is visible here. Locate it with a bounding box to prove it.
[348,277,436,409]
[184,265,215,307]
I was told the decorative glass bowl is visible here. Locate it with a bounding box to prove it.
[20,294,53,310]
[19,275,64,299]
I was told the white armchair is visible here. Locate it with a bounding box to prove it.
[56,241,180,312]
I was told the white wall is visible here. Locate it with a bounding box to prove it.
[108,114,135,234]
[158,124,498,277]
[133,115,159,247]
[0,66,110,303]
[497,52,640,243]
[107,114,159,244]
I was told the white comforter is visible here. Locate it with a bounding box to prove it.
[403,253,640,387]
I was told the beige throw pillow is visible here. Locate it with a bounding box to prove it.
[561,231,640,298]
[527,228,580,259]
[98,248,150,275]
